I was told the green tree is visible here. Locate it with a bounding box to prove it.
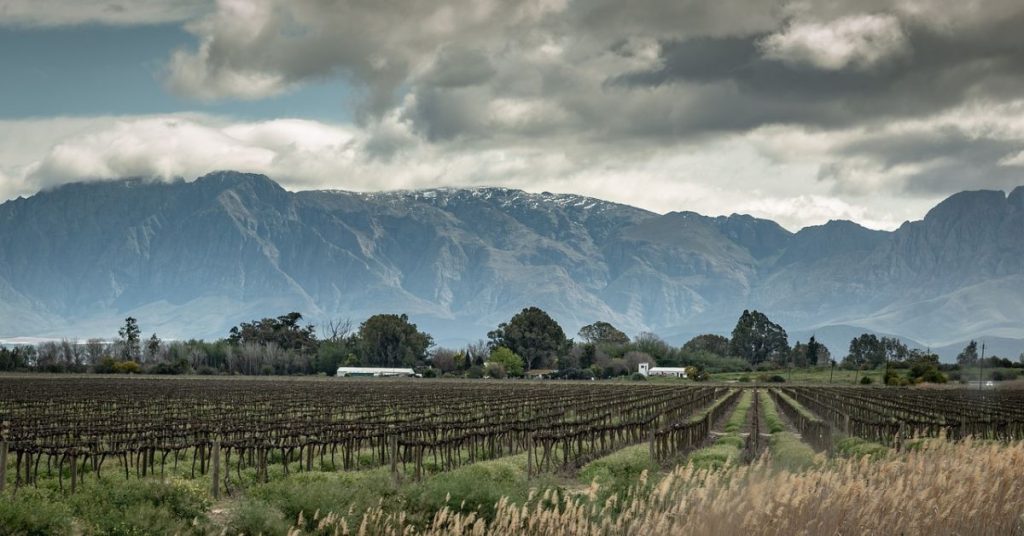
[357,313,433,367]
[118,317,142,361]
[907,351,946,383]
[682,334,731,357]
[882,337,909,365]
[228,312,318,354]
[577,321,630,345]
[957,340,979,366]
[488,307,569,371]
[314,338,356,375]
[806,336,825,366]
[729,310,790,366]
[632,332,673,363]
[844,334,885,369]
[488,347,525,377]
[145,333,162,362]
[578,343,598,369]
[791,336,830,368]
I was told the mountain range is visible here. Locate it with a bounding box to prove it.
[1,171,1022,361]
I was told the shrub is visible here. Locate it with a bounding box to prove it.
[113,360,141,374]
[226,499,290,536]
[992,370,1018,381]
[630,372,647,381]
[488,347,525,377]
[919,367,947,383]
[860,376,873,385]
[148,358,189,375]
[406,458,550,523]
[253,470,397,531]
[689,367,710,381]
[485,362,507,379]
[883,370,906,386]
[69,478,210,535]
[737,375,751,383]
[465,365,484,379]
[768,375,786,383]
[0,489,73,536]
[550,368,595,380]
[579,445,657,502]
[835,437,889,460]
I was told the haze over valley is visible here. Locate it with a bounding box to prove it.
[3,171,1022,360]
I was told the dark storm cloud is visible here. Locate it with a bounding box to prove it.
[422,47,497,89]
[5,0,1024,225]
[828,127,1024,195]
[839,128,1020,170]
[615,17,1024,133]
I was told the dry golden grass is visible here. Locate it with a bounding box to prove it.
[303,438,1024,536]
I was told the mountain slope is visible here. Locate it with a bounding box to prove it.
[1,171,1022,360]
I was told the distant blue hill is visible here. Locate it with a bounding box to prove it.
[1,171,1022,362]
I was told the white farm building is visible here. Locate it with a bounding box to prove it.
[336,367,416,377]
[637,363,688,378]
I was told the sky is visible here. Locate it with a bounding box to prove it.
[1,0,1023,231]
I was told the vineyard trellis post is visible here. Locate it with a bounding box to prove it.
[527,432,534,478]
[0,448,5,495]
[979,342,986,391]
[0,427,7,495]
[70,449,78,494]
[648,422,655,463]
[211,437,221,500]
[389,433,399,484]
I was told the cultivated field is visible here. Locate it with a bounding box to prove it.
[0,377,1022,535]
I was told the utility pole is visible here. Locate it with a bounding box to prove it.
[829,360,835,384]
[788,346,794,383]
[979,342,986,391]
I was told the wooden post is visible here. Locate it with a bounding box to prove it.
[0,438,7,494]
[70,451,78,494]
[526,432,534,479]
[648,424,656,463]
[211,439,221,500]
[389,434,399,484]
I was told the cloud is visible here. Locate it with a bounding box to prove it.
[0,113,955,232]
[164,0,566,112]
[760,14,910,70]
[744,100,1024,197]
[0,0,210,27]
[6,0,1024,233]
[8,0,1018,150]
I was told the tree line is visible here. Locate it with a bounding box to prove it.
[1,307,1022,381]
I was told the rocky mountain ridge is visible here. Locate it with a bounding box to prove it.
[1,171,1022,360]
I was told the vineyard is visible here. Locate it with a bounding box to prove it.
[1,377,1023,534]
[0,378,740,496]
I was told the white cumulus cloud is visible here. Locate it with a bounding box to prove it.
[760,14,910,70]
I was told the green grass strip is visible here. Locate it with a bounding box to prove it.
[774,390,821,422]
[688,389,737,423]
[761,390,785,434]
[688,390,752,470]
